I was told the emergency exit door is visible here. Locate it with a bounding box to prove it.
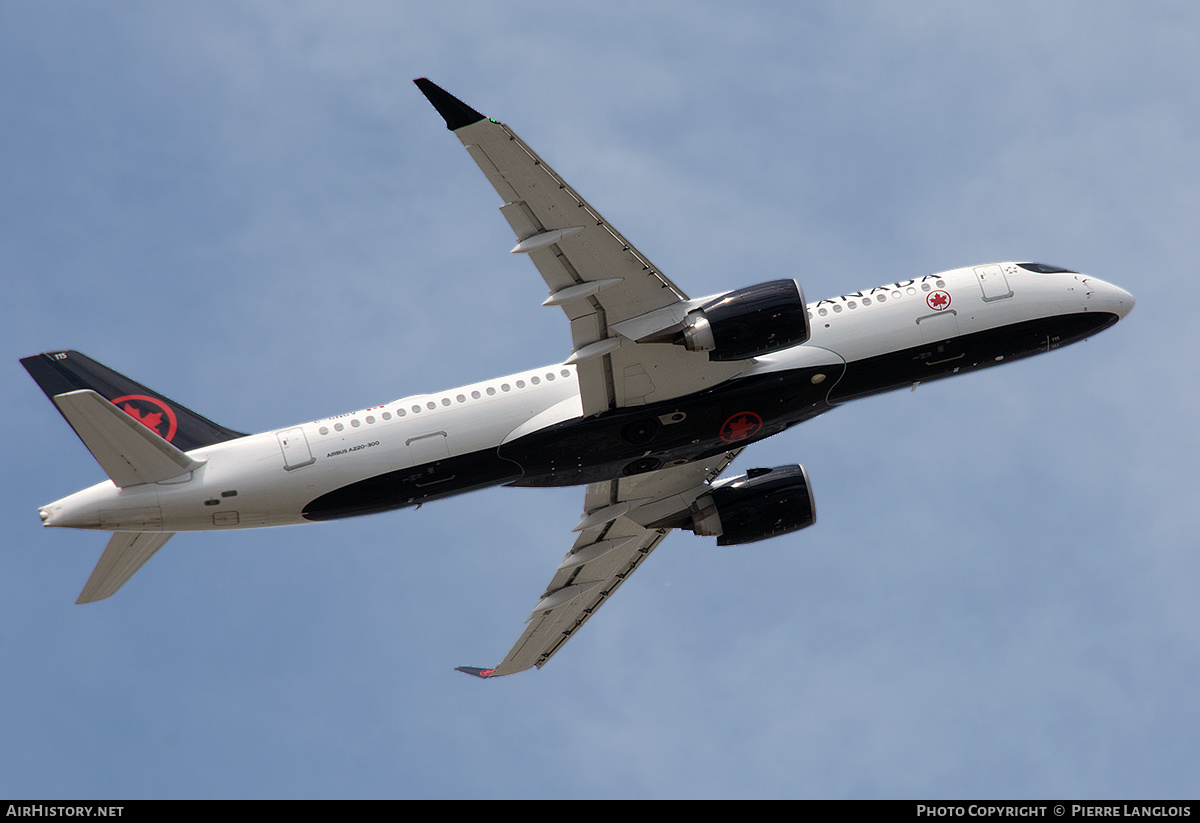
[974,264,1014,301]
[277,427,315,470]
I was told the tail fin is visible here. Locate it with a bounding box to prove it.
[21,350,246,452]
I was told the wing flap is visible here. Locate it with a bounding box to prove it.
[451,116,686,331]
[417,80,748,416]
[490,522,668,676]
[472,452,743,678]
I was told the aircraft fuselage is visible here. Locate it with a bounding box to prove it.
[38,262,1132,533]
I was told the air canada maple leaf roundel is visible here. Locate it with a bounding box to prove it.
[926,290,952,311]
[720,411,763,443]
[112,394,178,442]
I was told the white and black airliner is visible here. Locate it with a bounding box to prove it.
[23,79,1134,677]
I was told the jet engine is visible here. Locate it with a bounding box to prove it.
[689,464,816,545]
[680,279,809,361]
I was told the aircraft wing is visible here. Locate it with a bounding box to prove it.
[416,79,745,416]
[457,449,742,678]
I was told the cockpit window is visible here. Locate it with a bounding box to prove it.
[1017,262,1077,274]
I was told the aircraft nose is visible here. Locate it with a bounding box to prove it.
[1081,276,1135,320]
[1099,281,1135,320]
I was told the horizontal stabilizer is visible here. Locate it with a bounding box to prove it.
[78,531,175,603]
[53,390,206,487]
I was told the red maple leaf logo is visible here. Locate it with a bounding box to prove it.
[111,394,177,441]
[727,417,756,439]
[122,403,165,433]
[927,290,951,310]
[720,411,763,443]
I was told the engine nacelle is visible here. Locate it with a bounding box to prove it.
[691,464,816,545]
[682,279,809,361]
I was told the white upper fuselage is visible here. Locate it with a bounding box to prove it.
[39,263,1133,534]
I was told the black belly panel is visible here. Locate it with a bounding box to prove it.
[301,451,522,521]
[499,362,840,487]
[829,310,1119,403]
[301,311,1119,520]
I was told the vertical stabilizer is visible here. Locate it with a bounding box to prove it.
[21,350,246,451]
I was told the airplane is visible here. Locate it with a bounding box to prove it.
[22,78,1134,678]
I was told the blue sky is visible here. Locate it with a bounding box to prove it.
[2,1,1197,799]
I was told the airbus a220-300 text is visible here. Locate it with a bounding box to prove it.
[23,80,1134,677]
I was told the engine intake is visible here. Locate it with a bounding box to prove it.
[691,464,816,545]
[682,279,810,361]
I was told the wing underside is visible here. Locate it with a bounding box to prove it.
[460,450,742,678]
[416,79,745,417]
[416,80,752,677]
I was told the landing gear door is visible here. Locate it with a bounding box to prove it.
[975,265,1013,302]
[278,427,315,470]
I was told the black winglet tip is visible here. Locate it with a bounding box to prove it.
[414,78,487,131]
[455,666,496,679]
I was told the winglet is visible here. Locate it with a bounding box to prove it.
[454,666,496,679]
[414,78,487,131]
